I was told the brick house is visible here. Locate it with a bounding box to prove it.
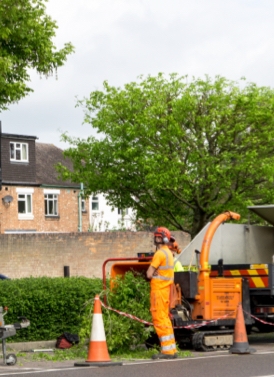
[0,133,90,233]
[0,132,135,234]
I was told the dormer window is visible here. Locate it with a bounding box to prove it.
[10,142,28,162]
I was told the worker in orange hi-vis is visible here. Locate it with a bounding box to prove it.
[168,236,184,272]
[146,227,178,360]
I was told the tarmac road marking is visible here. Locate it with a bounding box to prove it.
[122,350,274,365]
[0,366,95,375]
[0,367,43,370]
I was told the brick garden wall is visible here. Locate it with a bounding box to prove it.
[0,231,191,279]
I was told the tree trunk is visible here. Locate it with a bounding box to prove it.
[190,208,209,240]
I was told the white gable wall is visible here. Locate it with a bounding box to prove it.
[88,193,136,231]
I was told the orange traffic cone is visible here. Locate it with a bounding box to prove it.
[229,303,256,354]
[74,295,122,367]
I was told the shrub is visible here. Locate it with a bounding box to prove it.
[0,273,152,351]
[0,277,102,342]
[79,271,152,353]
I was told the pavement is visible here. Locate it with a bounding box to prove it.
[0,340,85,369]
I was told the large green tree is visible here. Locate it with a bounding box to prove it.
[0,0,74,110]
[58,74,274,238]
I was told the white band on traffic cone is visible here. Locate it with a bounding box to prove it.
[90,313,106,341]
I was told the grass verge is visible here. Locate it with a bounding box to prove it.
[15,345,193,364]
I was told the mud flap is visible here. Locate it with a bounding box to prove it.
[242,278,254,326]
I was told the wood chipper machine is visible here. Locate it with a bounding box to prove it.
[103,211,254,351]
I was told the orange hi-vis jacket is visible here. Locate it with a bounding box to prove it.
[150,245,176,355]
[150,246,174,290]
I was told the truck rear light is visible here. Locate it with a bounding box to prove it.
[255,307,274,314]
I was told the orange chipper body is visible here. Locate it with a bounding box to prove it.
[191,211,242,320]
[108,211,242,323]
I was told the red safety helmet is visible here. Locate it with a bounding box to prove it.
[154,227,171,244]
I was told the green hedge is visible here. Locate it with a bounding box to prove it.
[0,277,102,342]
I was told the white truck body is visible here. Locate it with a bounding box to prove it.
[178,205,274,266]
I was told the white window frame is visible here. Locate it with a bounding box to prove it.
[118,208,129,215]
[91,196,99,211]
[81,199,86,212]
[16,188,34,220]
[44,189,60,217]
[10,142,29,162]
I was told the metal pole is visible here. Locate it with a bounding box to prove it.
[64,266,70,277]
[78,183,83,232]
[2,339,6,365]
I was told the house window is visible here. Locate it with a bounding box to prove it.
[18,194,32,214]
[10,142,28,162]
[118,208,129,215]
[16,188,34,220]
[43,189,60,217]
[81,199,86,212]
[91,196,99,211]
[44,194,58,216]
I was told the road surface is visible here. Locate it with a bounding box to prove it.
[0,341,274,377]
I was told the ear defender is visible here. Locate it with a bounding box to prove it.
[162,236,169,244]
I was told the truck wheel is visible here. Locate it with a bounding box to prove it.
[6,353,17,366]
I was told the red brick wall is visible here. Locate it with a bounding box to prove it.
[0,231,191,279]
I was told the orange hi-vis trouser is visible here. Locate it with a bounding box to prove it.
[150,286,177,355]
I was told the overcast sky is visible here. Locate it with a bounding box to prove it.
[1,0,274,149]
